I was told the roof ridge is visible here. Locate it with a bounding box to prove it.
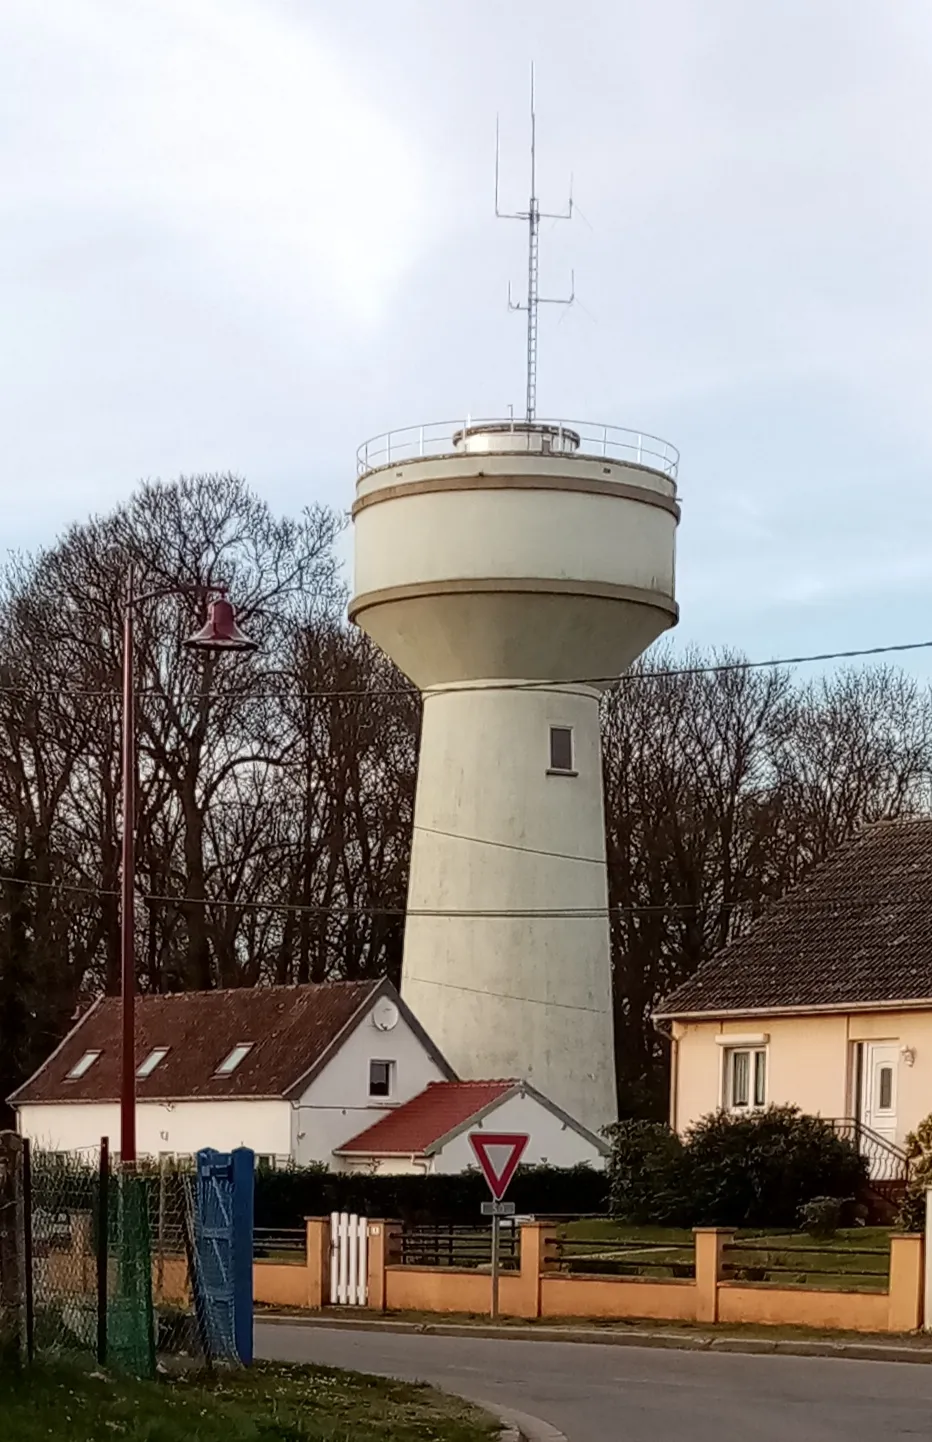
[118,979,378,1002]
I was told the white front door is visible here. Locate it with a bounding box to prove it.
[861,1042,899,1148]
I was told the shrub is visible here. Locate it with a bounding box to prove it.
[897,1114,932,1231]
[684,1106,867,1229]
[604,1120,691,1225]
[604,1106,868,1229]
[799,1195,848,1240]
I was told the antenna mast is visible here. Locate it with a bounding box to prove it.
[496,64,574,422]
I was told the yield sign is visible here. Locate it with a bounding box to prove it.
[469,1132,529,1201]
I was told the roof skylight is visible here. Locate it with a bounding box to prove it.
[67,1050,101,1080]
[214,1043,253,1076]
[136,1047,170,1079]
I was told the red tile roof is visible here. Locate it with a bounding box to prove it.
[11,981,384,1105]
[336,1080,517,1155]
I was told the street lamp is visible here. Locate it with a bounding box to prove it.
[120,565,258,1164]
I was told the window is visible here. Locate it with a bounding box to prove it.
[878,1065,894,1111]
[724,1047,767,1110]
[214,1043,253,1076]
[66,1050,101,1080]
[369,1059,394,1099]
[137,1047,169,1079]
[548,725,575,774]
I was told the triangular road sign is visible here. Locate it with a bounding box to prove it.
[469,1132,529,1201]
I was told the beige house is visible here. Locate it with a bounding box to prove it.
[655,819,932,1178]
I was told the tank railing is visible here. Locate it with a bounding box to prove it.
[358,417,680,479]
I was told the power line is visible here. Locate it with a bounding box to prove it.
[405,972,608,1016]
[0,637,930,705]
[0,866,929,920]
[414,823,604,866]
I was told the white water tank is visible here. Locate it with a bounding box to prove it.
[350,417,679,1135]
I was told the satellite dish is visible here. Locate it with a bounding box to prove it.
[371,998,399,1032]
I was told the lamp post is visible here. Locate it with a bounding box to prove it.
[120,565,258,1164]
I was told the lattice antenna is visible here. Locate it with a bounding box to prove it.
[495,63,574,422]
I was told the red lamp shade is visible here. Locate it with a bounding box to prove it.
[184,595,258,652]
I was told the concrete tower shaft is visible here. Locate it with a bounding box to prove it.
[350,418,679,1135]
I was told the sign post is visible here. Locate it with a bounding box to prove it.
[468,1132,529,1321]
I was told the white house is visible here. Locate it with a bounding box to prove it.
[333,1078,608,1174]
[11,979,608,1173]
[11,979,453,1166]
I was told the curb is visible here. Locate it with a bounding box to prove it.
[485,1402,568,1442]
[255,1313,932,1366]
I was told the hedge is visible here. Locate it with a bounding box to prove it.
[254,1163,609,1229]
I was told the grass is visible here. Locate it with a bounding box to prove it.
[0,1360,497,1442]
[558,1222,894,1290]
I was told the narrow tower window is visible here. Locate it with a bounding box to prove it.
[548,726,575,774]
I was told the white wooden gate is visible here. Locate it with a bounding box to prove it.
[329,1212,368,1306]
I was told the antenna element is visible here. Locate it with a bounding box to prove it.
[496,64,574,422]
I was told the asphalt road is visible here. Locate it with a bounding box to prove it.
[257,1322,932,1442]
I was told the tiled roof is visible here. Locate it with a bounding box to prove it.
[11,981,383,1105]
[336,1080,517,1155]
[657,818,932,1017]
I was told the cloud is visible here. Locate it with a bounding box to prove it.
[0,0,427,328]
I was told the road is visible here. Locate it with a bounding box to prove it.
[257,1322,932,1441]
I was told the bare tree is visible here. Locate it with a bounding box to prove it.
[602,652,932,1118]
[0,478,930,1127]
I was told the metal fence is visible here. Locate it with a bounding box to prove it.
[253,1226,306,1263]
[556,1230,696,1279]
[550,1218,893,1290]
[28,1147,196,1373]
[400,1222,520,1271]
[15,1140,254,1377]
[722,1234,891,1292]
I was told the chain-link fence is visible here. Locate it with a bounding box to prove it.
[28,1147,219,1377]
[145,1161,203,1365]
[30,1148,100,1362]
[7,1137,254,1379]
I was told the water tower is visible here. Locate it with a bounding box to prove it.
[350,417,678,1133]
[349,81,680,1135]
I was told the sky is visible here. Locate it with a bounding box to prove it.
[3,0,932,678]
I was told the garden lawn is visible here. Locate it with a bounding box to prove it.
[0,1360,497,1442]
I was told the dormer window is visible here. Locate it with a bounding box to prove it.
[214,1043,253,1076]
[137,1047,169,1079]
[67,1050,101,1080]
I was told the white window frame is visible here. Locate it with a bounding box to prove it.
[547,725,577,776]
[368,1058,395,1100]
[66,1050,101,1080]
[722,1045,768,1112]
[214,1042,254,1076]
[137,1046,170,1079]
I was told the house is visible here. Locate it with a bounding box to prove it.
[11,977,608,1174]
[333,1078,609,1174]
[655,818,932,1171]
[11,979,453,1166]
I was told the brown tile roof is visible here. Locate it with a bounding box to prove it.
[11,981,385,1105]
[656,818,932,1018]
[336,1081,517,1155]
